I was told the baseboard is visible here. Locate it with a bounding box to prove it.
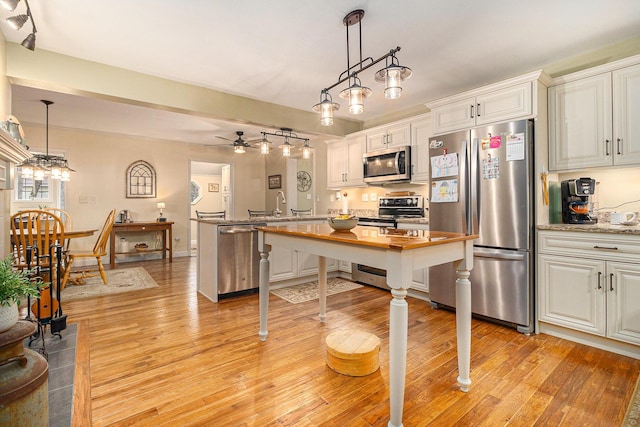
[539,321,640,360]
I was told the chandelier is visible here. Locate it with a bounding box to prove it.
[17,100,74,181]
[1,0,37,50]
[312,9,412,126]
[259,128,312,159]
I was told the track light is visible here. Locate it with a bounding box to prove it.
[313,9,412,125]
[5,0,37,51]
[21,32,35,50]
[6,13,27,29]
[0,0,20,11]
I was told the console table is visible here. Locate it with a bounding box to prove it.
[109,221,173,267]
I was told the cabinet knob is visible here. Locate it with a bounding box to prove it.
[476,103,481,117]
[470,104,474,118]
[142,226,146,230]
[605,139,611,156]
[597,271,602,290]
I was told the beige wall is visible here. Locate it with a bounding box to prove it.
[0,32,11,259]
[11,124,267,261]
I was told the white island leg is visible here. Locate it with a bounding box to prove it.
[258,246,271,342]
[318,256,327,322]
[455,268,472,392]
[388,287,408,427]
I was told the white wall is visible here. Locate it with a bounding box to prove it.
[11,124,266,259]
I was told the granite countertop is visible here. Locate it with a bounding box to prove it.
[537,222,640,235]
[192,215,330,224]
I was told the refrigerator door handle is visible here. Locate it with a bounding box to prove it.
[473,248,526,261]
[470,138,479,235]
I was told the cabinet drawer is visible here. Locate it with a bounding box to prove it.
[538,230,640,261]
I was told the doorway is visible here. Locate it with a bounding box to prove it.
[189,161,231,255]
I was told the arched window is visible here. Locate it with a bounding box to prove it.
[126,160,156,198]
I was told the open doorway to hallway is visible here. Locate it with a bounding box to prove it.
[189,161,231,256]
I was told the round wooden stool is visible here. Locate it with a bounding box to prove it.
[325,329,380,377]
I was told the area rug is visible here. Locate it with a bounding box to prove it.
[271,278,363,304]
[61,267,159,301]
[624,374,640,426]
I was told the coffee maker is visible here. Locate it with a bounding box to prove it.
[561,178,597,224]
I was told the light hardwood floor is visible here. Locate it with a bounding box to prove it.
[64,257,640,426]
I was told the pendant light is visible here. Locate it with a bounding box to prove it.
[312,9,412,125]
[17,100,74,181]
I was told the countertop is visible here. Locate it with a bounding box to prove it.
[193,215,429,226]
[256,223,475,250]
[537,222,640,235]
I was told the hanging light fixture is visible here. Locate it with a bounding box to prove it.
[17,100,75,182]
[3,0,37,51]
[312,9,412,125]
[312,90,340,126]
[261,128,311,158]
[301,141,313,159]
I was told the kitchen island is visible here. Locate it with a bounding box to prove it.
[256,223,478,427]
[194,215,331,302]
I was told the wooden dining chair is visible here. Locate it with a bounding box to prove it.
[195,210,226,219]
[10,210,66,272]
[44,208,73,251]
[60,209,116,290]
[248,210,273,217]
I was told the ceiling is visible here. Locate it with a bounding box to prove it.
[2,0,640,146]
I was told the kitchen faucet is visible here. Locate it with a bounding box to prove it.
[275,191,286,217]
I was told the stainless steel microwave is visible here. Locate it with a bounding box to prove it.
[363,146,411,184]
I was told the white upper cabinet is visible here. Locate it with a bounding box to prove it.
[409,114,430,184]
[366,120,411,152]
[326,135,366,189]
[427,70,547,135]
[548,56,640,171]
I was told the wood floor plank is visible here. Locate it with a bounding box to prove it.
[63,257,640,426]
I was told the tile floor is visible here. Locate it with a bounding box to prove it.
[25,322,77,427]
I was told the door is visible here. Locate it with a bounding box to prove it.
[430,248,531,327]
[613,63,640,166]
[607,261,640,345]
[470,119,532,250]
[428,129,469,234]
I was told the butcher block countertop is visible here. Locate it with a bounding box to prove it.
[255,223,477,250]
[537,223,640,235]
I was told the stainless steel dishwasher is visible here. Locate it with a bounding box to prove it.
[217,224,265,296]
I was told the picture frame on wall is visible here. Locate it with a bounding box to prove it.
[208,183,219,192]
[268,174,282,189]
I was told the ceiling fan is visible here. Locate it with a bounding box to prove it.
[213,131,260,153]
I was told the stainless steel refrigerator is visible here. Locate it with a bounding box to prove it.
[428,119,534,333]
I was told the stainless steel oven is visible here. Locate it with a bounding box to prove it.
[352,196,424,290]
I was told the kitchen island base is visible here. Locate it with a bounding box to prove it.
[257,224,477,427]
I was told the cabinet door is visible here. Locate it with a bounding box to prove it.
[298,252,338,276]
[366,130,388,152]
[548,73,612,171]
[385,123,410,148]
[538,254,606,336]
[475,82,532,126]
[411,268,429,293]
[613,63,640,166]
[326,142,347,188]
[344,137,365,187]
[410,117,430,183]
[431,97,476,135]
[607,261,640,346]
[269,246,297,281]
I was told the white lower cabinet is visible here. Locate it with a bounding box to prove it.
[537,230,640,348]
[268,221,338,282]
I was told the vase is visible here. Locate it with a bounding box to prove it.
[0,302,19,333]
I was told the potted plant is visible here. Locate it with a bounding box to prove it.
[0,256,42,333]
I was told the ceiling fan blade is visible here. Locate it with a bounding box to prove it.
[215,135,234,142]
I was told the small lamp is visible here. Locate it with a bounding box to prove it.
[157,202,166,222]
